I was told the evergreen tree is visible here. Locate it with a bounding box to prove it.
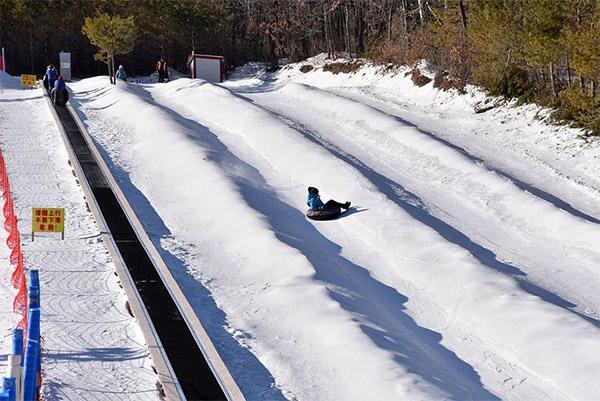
[82,12,137,84]
[426,0,471,90]
[2,0,600,134]
[564,1,600,96]
[521,0,566,98]
[468,0,530,99]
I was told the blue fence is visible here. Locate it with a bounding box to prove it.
[1,269,40,401]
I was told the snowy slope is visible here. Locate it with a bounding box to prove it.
[69,63,600,401]
[0,73,161,400]
[242,82,600,321]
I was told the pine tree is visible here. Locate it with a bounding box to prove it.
[564,1,600,96]
[426,0,471,90]
[468,0,530,99]
[521,0,566,98]
[82,12,137,84]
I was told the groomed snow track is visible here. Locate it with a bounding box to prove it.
[45,91,244,401]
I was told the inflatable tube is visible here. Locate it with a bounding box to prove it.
[306,206,342,221]
[51,88,69,106]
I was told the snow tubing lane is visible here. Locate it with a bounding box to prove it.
[52,104,227,401]
[306,206,342,220]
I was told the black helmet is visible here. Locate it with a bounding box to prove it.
[308,186,319,195]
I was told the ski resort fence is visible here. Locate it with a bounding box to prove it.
[0,148,41,401]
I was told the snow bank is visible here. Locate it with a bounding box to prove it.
[0,71,21,90]
[228,62,269,81]
[253,55,600,215]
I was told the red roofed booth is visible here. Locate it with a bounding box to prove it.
[187,53,225,83]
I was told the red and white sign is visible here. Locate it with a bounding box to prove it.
[187,54,225,83]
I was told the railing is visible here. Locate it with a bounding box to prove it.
[1,148,41,401]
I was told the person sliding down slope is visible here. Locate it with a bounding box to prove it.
[306,187,350,220]
[307,186,350,211]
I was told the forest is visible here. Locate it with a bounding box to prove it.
[1,0,600,133]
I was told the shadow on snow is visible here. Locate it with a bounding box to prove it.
[237,91,600,329]
[136,86,500,400]
[69,94,288,401]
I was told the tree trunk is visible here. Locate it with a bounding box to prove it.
[418,0,426,25]
[549,62,556,98]
[109,55,115,84]
[345,3,351,56]
[505,48,512,67]
[324,5,332,59]
[401,0,409,45]
[267,31,278,67]
[458,0,468,30]
[355,2,365,54]
[160,30,165,58]
[29,28,34,74]
[388,0,393,41]
[566,55,572,88]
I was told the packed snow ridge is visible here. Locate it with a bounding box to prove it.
[60,56,600,401]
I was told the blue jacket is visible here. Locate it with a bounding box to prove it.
[47,68,57,80]
[116,68,127,81]
[54,79,65,90]
[307,193,325,211]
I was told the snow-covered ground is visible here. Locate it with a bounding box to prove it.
[65,57,600,401]
[0,71,161,400]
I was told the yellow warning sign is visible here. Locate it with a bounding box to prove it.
[31,208,65,240]
[20,74,37,87]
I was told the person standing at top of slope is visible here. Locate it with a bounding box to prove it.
[115,65,127,81]
[42,65,51,91]
[156,57,168,83]
[43,64,57,92]
[307,187,350,211]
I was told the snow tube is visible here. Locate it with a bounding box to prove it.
[51,88,69,106]
[306,206,342,221]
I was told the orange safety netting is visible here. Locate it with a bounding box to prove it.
[0,147,27,330]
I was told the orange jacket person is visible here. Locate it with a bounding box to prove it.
[156,57,168,83]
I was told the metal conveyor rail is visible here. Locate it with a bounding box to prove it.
[51,102,231,401]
